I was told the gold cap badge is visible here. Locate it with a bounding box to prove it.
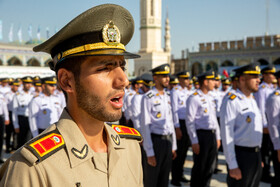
[102,21,121,45]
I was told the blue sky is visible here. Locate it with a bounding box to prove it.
[0,0,280,59]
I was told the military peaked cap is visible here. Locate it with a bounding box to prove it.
[274,70,280,79]
[140,73,153,87]
[22,76,33,83]
[221,78,231,85]
[170,75,179,84]
[196,70,215,81]
[233,62,261,77]
[41,77,57,85]
[150,64,170,75]
[261,64,276,74]
[33,4,140,71]
[176,71,190,78]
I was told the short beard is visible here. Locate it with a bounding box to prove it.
[75,80,122,122]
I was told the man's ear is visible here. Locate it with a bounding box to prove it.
[57,69,75,94]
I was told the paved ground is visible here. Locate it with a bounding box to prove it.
[0,149,272,187]
[169,151,271,187]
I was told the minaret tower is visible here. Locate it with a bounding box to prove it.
[140,0,163,52]
[134,0,171,76]
[164,8,171,52]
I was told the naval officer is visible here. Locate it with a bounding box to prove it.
[141,64,177,187]
[0,4,143,186]
[266,70,280,187]
[220,63,263,187]
[185,70,221,187]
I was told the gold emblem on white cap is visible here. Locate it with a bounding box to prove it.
[102,21,121,45]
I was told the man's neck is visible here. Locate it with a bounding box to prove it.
[68,104,108,153]
[200,86,208,94]
[239,87,251,98]
[155,85,164,95]
[179,83,185,89]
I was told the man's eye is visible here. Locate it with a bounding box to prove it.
[97,67,109,71]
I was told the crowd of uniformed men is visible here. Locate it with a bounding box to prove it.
[121,63,280,187]
[0,76,65,163]
[0,63,279,187]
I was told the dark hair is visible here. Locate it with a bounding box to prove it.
[55,56,87,102]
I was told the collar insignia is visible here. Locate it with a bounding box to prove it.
[71,144,88,159]
[246,116,252,123]
[111,134,120,145]
[156,112,161,118]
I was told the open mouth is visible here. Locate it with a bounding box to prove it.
[109,93,124,108]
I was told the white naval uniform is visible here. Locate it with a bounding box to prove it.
[185,89,221,144]
[4,91,15,112]
[131,93,143,133]
[254,82,275,128]
[12,90,34,129]
[0,85,11,95]
[266,89,280,150]
[124,89,136,121]
[140,87,176,157]
[170,85,191,127]
[220,89,263,169]
[29,93,63,137]
[0,94,9,121]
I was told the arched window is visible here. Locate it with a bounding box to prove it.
[257,58,269,65]
[273,58,280,65]
[221,60,234,67]
[27,58,40,66]
[7,56,22,66]
[191,62,203,76]
[206,61,218,72]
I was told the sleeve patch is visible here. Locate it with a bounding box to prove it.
[229,94,237,100]
[25,129,65,163]
[111,124,142,141]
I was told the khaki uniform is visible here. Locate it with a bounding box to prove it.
[0,110,143,187]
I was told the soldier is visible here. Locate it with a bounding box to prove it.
[220,63,262,187]
[123,77,143,127]
[4,80,20,153]
[254,65,276,183]
[170,71,191,186]
[131,73,153,133]
[266,70,280,187]
[141,64,177,187]
[192,76,200,90]
[185,70,221,187]
[169,75,179,90]
[0,91,9,163]
[29,77,63,137]
[12,76,34,148]
[0,4,143,186]
[32,76,42,96]
[187,79,193,91]
[221,77,231,93]
[0,78,11,95]
[130,73,153,183]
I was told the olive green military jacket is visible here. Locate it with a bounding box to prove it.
[0,110,143,187]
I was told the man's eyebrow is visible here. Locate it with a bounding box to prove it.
[97,59,126,66]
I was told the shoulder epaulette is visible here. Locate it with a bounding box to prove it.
[229,94,237,100]
[261,85,266,88]
[166,91,170,96]
[175,87,178,90]
[193,92,198,96]
[275,91,280,96]
[110,124,142,142]
[24,129,65,163]
[147,92,154,98]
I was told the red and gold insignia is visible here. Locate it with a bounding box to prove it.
[111,124,142,141]
[25,130,65,162]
